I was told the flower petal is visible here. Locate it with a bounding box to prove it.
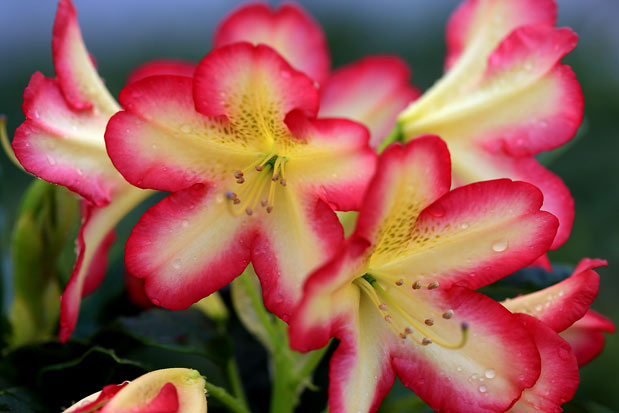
[445,0,555,71]
[52,0,119,114]
[508,314,579,413]
[125,184,253,310]
[354,137,452,246]
[194,42,319,125]
[127,59,196,84]
[560,310,616,366]
[289,237,372,352]
[64,383,128,413]
[501,258,604,332]
[101,368,206,413]
[106,75,258,192]
[214,3,330,84]
[59,187,152,342]
[450,145,573,248]
[284,111,376,211]
[319,56,421,148]
[13,73,122,206]
[327,293,396,413]
[370,178,557,290]
[390,286,541,413]
[252,188,344,321]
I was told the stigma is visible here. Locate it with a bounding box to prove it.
[355,274,468,349]
[226,152,289,217]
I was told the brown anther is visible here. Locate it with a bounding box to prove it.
[245,208,253,216]
[255,165,263,171]
[421,338,432,346]
[266,206,273,213]
[424,318,434,326]
[280,179,287,186]
[412,281,422,290]
[442,310,454,319]
[395,279,404,286]
[233,198,241,205]
[234,170,243,179]
[261,199,267,207]
[236,178,245,184]
[225,191,236,200]
[384,315,392,323]
[271,174,279,181]
[378,304,387,311]
[399,333,407,339]
[404,327,413,335]
[427,281,440,290]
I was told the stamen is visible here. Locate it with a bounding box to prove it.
[395,279,404,286]
[442,310,454,319]
[360,274,468,349]
[427,281,440,290]
[412,281,422,290]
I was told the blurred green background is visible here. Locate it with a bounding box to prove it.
[1,0,617,411]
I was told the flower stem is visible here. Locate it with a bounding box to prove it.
[204,380,251,413]
[226,358,249,411]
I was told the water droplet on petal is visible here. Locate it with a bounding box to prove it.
[180,124,192,134]
[181,219,189,228]
[484,369,496,379]
[478,385,487,393]
[172,259,181,269]
[427,204,445,217]
[151,298,161,306]
[535,304,543,312]
[460,222,469,230]
[491,239,508,252]
[46,155,56,166]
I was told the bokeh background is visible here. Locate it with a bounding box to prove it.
[1,0,617,411]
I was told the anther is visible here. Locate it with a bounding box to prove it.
[225,191,236,200]
[442,310,454,319]
[422,338,432,346]
[399,332,407,339]
[412,281,422,290]
[261,199,267,207]
[280,179,287,186]
[236,177,245,184]
[427,281,440,290]
[234,170,243,179]
[378,304,388,311]
[384,315,392,323]
[266,206,273,213]
[255,165,263,172]
[245,208,253,216]
[424,318,434,326]
[233,198,241,204]
[404,327,413,335]
[271,174,279,181]
[395,279,404,286]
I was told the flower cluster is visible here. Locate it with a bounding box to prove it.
[7,0,614,412]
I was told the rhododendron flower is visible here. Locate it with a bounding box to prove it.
[289,136,559,413]
[129,2,420,148]
[64,368,206,413]
[397,0,583,249]
[502,259,614,411]
[502,259,615,364]
[10,0,153,341]
[105,42,376,319]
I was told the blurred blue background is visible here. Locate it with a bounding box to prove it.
[1,0,618,410]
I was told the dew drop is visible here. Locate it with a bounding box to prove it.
[456,366,463,372]
[558,347,570,360]
[491,239,508,252]
[46,155,56,166]
[539,120,548,128]
[76,168,83,176]
[152,298,161,306]
[460,222,469,230]
[427,204,445,217]
[180,124,192,133]
[34,111,41,119]
[172,259,182,269]
[151,144,158,150]
[181,219,189,228]
[484,368,496,379]
[478,385,487,393]
[535,304,543,312]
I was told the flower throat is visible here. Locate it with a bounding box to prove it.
[226,152,289,217]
